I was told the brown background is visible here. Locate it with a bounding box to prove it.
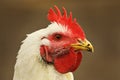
[0,0,120,80]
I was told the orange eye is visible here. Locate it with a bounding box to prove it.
[54,34,62,40]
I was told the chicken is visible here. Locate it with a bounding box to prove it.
[13,6,94,80]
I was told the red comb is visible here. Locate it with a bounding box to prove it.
[47,5,77,25]
[47,6,85,39]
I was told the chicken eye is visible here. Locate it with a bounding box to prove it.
[54,34,62,40]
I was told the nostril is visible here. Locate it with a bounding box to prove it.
[87,44,90,46]
[77,39,82,43]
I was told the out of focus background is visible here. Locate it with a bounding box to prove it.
[0,0,120,80]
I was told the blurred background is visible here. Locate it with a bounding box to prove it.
[0,0,120,80]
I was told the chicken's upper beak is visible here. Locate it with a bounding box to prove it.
[71,39,94,53]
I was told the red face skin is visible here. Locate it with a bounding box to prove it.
[40,32,83,73]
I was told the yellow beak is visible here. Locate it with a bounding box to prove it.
[71,39,94,53]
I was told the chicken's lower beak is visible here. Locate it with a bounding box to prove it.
[71,39,94,53]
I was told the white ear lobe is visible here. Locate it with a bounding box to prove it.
[41,38,50,46]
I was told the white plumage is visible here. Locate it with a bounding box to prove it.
[13,22,73,80]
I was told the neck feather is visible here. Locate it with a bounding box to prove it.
[13,29,73,80]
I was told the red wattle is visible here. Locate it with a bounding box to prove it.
[54,49,82,73]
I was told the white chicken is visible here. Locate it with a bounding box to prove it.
[13,6,93,80]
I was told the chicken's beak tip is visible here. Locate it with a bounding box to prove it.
[88,43,94,53]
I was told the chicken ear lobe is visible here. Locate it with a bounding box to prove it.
[40,45,53,63]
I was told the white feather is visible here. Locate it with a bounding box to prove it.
[13,22,73,80]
